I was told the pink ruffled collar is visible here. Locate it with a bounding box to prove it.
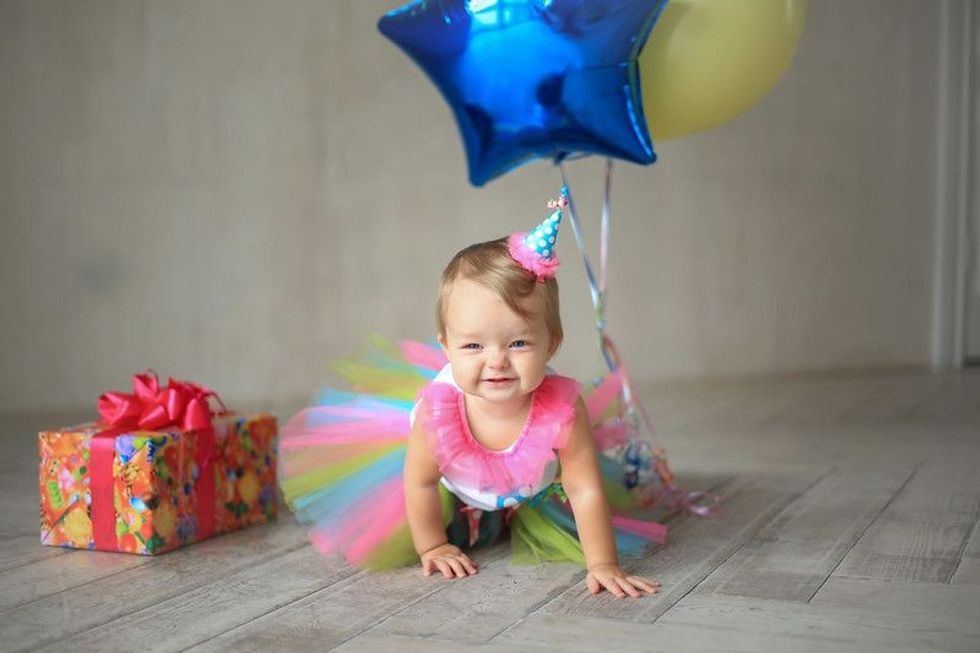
[418,374,580,495]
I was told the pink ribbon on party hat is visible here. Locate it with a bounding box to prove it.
[547,196,569,210]
[90,371,225,551]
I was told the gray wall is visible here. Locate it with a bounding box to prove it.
[0,1,943,411]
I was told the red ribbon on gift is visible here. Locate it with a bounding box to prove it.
[90,371,225,551]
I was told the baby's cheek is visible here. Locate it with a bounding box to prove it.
[454,363,479,388]
[525,367,547,390]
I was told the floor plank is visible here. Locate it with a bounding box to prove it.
[2,521,308,650]
[696,464,914,601]
[34,545,356,653]
[0,534,69,572]
[500,576,980,653]
[834,460,980,583]
[363,547,586,644]
[357,471,729,645]
[500,614,684,653]
[185,549,506,653]
[0,489,46,540]
[950,518,980,585]
[909,373,980,422]
[1,370,978,652]
[810,576,980,628]
[334,632,552,653]
[0,541,153,612]
[532,469,829,622]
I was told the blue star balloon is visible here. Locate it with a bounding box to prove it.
[378,0,668,186]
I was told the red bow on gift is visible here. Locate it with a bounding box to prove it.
[91,371,225,552]
[97,371,224,432]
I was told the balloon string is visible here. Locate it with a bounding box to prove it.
[559,162,614,372]
[558,164,717,516]
[558,158,657,443]
[599,158,611,305]
[558,164,602,318]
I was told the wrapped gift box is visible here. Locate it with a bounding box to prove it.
[39,411,278,555]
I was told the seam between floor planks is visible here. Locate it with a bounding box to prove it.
[347,553,582,649]
[688,464,918,605]
[11,541,313,652]
[805,461,922,603]
[318,574,488,653]
[0,553,155,614]
[3,371,977,652]
[316,472,738,649]
[183,545,515,653]
[484,468,832,640]
[947,502,980,584]
[206,472,727,650]
[183,561,454,652]
[829,458,980,584]
[0,537,71,573]
[663,468,836,618]
[31,545,359,653]
[185,571,390,653]
[2,524,313,650]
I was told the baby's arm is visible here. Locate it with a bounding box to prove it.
[404,416,478,578]
[559,398,660,598]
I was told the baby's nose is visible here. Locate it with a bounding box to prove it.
[488,350,510,368]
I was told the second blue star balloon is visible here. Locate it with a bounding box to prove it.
[378,0,668,186]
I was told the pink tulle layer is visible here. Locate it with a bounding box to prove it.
[309,476,407,565]
[418,375,580,495]
[611,515,668,544]
[399,339,447,370]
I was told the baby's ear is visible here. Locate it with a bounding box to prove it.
[437,333,448,351]
[547,336,562,359]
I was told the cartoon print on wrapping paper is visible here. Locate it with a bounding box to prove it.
[114,435,166,553]
[39,433,94,549]
[157,434,190,543]
[111,433,198,553]
[213,416,279,530]
[151,434,190,548]
[248,417,279,522]
[220,420,253,520]
[39,414,279,554]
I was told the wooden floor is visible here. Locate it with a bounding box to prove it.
[1,368,979,652]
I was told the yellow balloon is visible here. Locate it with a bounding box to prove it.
[639,0,807,141]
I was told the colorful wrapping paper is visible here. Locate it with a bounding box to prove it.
[39,413,277,555]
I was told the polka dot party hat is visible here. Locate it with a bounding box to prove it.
[506,186,569,282]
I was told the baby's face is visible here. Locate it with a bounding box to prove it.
[438,277,556,408]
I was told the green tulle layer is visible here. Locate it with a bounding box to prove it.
[510,501,586,566]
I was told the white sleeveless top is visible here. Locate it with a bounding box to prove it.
[411,365,561,511]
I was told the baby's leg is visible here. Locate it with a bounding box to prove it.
[445,503,509,551]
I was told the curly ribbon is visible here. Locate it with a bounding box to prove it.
[558,160,716,517]
[90,371,226,551]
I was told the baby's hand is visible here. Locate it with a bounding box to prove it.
[420,543,479,579]
[585,563,660,598]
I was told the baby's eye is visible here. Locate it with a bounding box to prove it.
[510,340,529,349]
[462,343,482,350]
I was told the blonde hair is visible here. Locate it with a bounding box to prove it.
[436,238,563,349]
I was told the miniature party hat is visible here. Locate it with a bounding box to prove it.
[507,186,569,282]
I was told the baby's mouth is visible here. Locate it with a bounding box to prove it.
[483,377,516,384]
